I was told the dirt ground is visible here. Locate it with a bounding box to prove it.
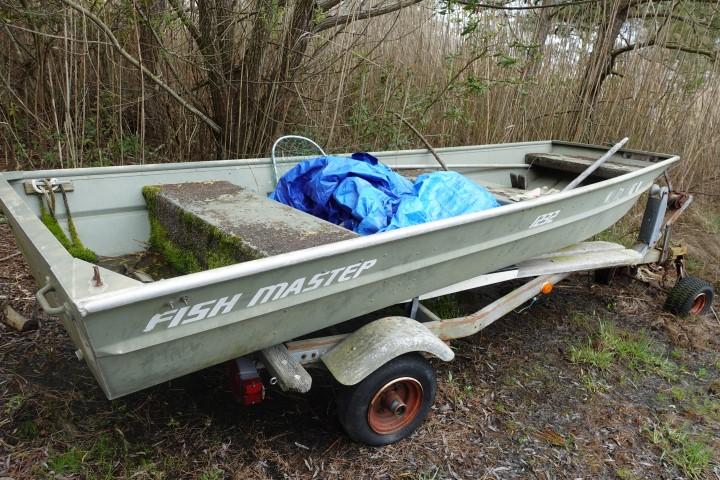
[1,218,719,480]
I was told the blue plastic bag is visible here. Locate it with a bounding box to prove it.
[270,154,499,235]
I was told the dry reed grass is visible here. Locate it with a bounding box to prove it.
[0,1,718,197]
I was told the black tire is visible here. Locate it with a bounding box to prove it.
[594,267,618,285]
[664,276,714,317]
[336,353,436,446]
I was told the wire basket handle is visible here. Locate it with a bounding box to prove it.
[271,135,327,186]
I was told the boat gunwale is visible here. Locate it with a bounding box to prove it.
[0,141,552,181]
[69,155,679,315]
[0,139,676,182]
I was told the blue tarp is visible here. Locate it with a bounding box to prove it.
[270,153,499,235]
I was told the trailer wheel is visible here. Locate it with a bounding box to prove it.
[664,276,714,316]
[336,353,436,446]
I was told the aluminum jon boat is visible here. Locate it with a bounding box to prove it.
[0,140,688,443]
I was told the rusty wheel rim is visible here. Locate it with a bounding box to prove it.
[367,377,423,435]
[690,293,708,315]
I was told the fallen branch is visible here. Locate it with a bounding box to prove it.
[393,113,448,171]
[0,252,21,262]
[3,304,38,332]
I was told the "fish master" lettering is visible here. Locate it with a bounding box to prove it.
[143,258,377,333]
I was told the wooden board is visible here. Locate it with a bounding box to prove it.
[23,181,74,194]
[259,344,312,393]
[525,153,636,179]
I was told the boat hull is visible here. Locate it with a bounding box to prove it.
[0,141,678,398]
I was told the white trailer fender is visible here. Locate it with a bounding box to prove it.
[321,316,454,386]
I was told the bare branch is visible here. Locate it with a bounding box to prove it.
[611,37,717,62]
[317,0,344,11]
[465,0,720,11]
[626,11,714,29]
[167,0,203,49]
[313,0,424,32]
[134,4,187,93]
[660,41,717,61]
[393,113,448,171]
[422,49,488,116]
[454,0,599,11]
[60,0,221,133]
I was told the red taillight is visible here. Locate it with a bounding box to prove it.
[228,358,265,405]
[240,378,265,406]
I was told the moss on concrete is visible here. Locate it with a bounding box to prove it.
[142,181,353,274]
[147,215,201,273]
[142,185,161,208]
[142,184,256,274]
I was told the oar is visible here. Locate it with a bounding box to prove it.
[562,137,629,192]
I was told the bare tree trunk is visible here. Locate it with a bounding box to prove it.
[524,0,554,79]
[221,0,316,157]
[198,0,241,158]
[234,0,277,156]
[253,0,316,153]
[571,0,629,141]
[167,0,425,158]
[137,0,168,146]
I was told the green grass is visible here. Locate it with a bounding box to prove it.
[46,432,127,479]
[424,294,462,319]
[615,467,639,480]
[444,370,475,402]
[648,423,713,479]
[685,256,702,275]
[568,320,677,380]
[593,223,634,248]
[698,210,720,235]
[568,311,595,333]
[669,386,687,402]
[199,466,224,480]
[48,448,85,475]
[17,420,39,440]
[598,322,678,380]
[693,397,720,422]
[4,394,24,415]
[580,373,609,393]
[569,342,614,370]
[664,384,720,422]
